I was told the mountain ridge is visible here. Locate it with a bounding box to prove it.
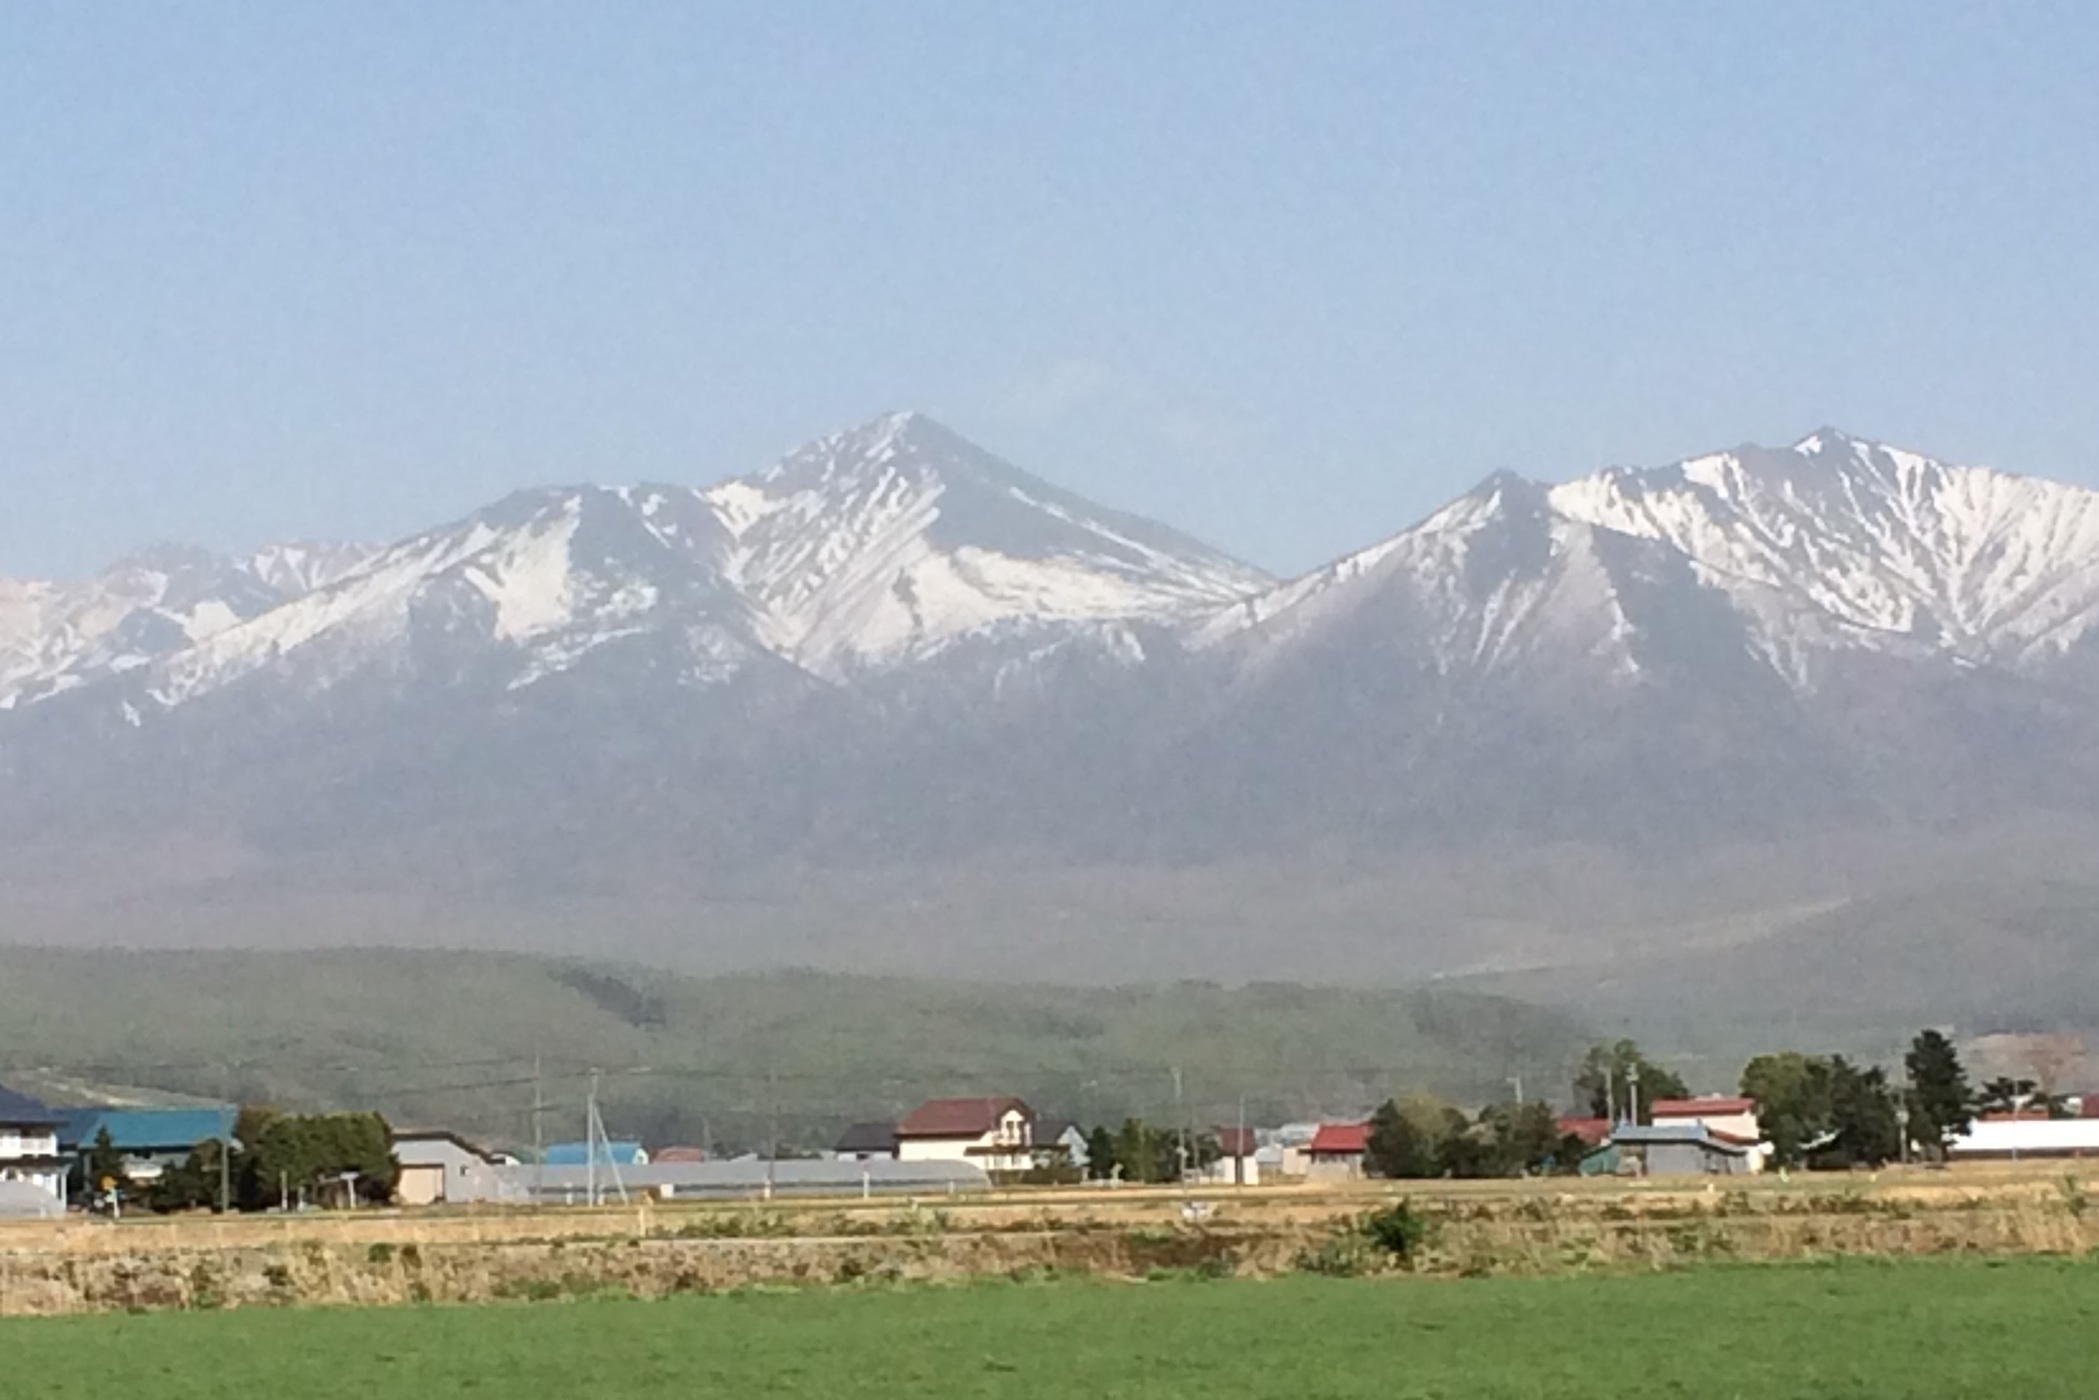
[6,416,2099,1008]
[15,417,2099,716]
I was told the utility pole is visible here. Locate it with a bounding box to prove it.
[1627,1062,1642,1127]
[587,1070,600,1207]
[532,1056,545,1204]
[1236,1095,1247,1188]
[766,1067,779,1202]
[1509,1074,1525,1106]
[218,1065,232,1215]
[1171,1066,1186,1185]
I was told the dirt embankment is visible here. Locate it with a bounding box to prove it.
[3,1172,2095,1316]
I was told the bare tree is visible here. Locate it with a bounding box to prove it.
[2017,1034,2087,1105]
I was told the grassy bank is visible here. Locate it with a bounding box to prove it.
[7,1259,2099,1398]
[4,1168,2098,1315]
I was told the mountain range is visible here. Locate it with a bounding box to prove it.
[5,413,2098,1052]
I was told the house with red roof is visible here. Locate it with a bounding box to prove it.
[1649,1096,1769,1171]
[894,1097,1035,1173]
[1306,1121,1370,1180]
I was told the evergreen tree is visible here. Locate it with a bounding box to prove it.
[1365,1099,1433,1179]
[1083,1125,1117,1181]
[146,1151,214,1213]
[1905,1029,1973,1160]
[1976,1076,2046,1117]
[84,1125,127,1200]
[1111,1118,1178,1184]
[1479,1101,1564,1176]
[1820,1058,1902,1169]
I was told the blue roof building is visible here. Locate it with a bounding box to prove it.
[542,1140,648,1167]
[55,1106,237,1159]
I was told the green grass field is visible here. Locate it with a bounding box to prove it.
[7,1259,2098,1399]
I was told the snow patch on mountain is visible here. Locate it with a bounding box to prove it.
[42,413,1267,711]
[0,546,305,708]
[1196,430,2099,698]
[707,411,1269,679]
[1546,431,2099,674]
[1198,473,1656,686]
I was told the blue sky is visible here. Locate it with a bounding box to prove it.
[5,3,2097,578]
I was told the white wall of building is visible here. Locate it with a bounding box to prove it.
[898,1109,1034,1172]
[0,1126,64,1203]
[1951,1118,2099,1159]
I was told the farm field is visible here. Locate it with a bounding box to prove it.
[6,1259,2098,1399]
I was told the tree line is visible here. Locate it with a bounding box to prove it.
[1355,1029,1984,1180]
[100,1108,398,1214]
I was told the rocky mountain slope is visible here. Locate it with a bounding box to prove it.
[4,416,2098,1023]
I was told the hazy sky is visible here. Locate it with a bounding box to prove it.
[6,3,2098,578]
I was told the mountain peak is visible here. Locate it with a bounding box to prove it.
[1790,427,1863,457]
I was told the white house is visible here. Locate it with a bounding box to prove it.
[894,1097,1035,1173]
[1305,1122,1369,1180]
[1649,1097,1770,1172]
[0,1085,68,1209]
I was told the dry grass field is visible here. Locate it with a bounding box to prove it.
[3,1161,2097,1315]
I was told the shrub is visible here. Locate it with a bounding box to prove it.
[1362,1201,1434,1261]
[1294,1235,1374,1277]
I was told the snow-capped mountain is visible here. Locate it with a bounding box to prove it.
[8,418,2099,866]
[0,543,370,710]
[47,413,1271,713]
[1207,429,2099,695]
[709,413,1268,680]
[147,483,771,707]
[1545,431,2099,682]
[7,417,2099,1009]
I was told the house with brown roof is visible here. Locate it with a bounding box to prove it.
[895,1097,1034,1173]
[1306,1121,1370,1180]
[1198,1126,1260,1186]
